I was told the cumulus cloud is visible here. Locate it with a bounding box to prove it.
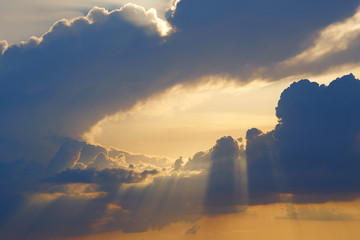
[46,139,171,174]
[172,156,183,171]
[0,4,168,163]
[1,0,360,165]
[0,0,172,44]
[205,136,243,207]
[183,151,211,171]
[184,74,360,210]
[246,74,360,203]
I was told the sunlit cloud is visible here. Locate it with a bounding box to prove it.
[0,0,171,43]
[286,7,360,64]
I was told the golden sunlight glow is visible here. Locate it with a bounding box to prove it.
[83,78,284,159]
[239,155,249,204]
[29,184,106,203]
[56,199,360,240]
[306,65,360,84]
[119,3,172,36]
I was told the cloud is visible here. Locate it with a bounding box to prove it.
[172,156,183,172]
[0,151,161,239]
[245,74,360,203]
[185,224,200,235]
[183,74,360,208]
[0,40,7,53]
[286,9,360,63]
[205,136,243,207]
[0,167,207,239]
[45,167,159,185]
[0,137,172,239]
[1,0,360,165]
[183,151,211,171]
[167,0,360,79]
[47,139,83,174]
[0,0,171,44]
[108,147,170,169]
[46,138,171,174]
[2,74,360,238]
[0,159,45,226]
[277,204,359,221]
[268,7,360,80]
[1,135,243,238]
[0,4,168,163]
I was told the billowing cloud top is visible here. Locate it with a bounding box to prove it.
[247,74,360,201]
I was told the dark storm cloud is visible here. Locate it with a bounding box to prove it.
[245,74,360,202]
[0,159,45,226]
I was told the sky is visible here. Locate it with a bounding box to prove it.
[2,0,360,239]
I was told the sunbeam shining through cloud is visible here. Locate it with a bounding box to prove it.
[1,0,360,239]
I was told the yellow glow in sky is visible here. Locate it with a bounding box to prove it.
[84,69,360,159]
[84,79,285,159]
[56,200,360,240]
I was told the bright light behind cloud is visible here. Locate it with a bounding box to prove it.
[85,69,360,160]
[0,0,170,43]
[84,78,285,159]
